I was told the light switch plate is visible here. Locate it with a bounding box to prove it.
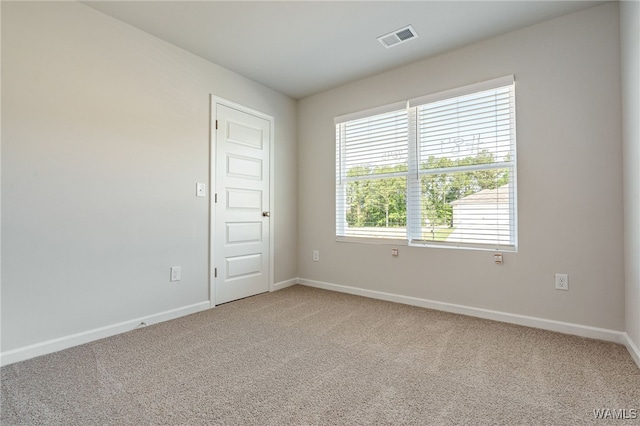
[196,183,206,197]
[170,266,181,282]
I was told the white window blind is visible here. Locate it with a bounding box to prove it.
[336,108,408,241]
[336,76,517,251]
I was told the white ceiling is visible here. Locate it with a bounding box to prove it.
[83,1,607,99]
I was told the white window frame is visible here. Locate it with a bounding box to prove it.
[335,76,517,252]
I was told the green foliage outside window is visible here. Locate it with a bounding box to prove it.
[346,164,407,228]
[345,150,509,232]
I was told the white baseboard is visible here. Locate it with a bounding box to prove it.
[272,278,298,292]
[623,333,640,368]
[0,301,210,367]
[297,278,628,346]
[2,278,300,367]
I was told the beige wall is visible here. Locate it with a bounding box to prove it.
[621,0,640,351]
[298,3,624,330]
[1,2,297,352]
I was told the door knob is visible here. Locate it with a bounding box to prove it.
[262,211,270,217]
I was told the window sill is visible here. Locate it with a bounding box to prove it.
[336,236,517,252]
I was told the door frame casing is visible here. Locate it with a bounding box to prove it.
[210,95,275,308]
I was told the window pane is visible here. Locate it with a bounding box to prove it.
[343,176,407,239]
[343,110,408,177]
[418,87,513,170]
[417,169,513,245]
[337,109,408,239]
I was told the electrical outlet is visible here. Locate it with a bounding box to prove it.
[494,253,503,264]
[555,273,568,290]
[170,266,181,282]
[391,248,399,257]
[312,250,320,262]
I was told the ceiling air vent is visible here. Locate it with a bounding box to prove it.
[378,25,418,49]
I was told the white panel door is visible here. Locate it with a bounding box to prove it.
[214,104,270,305]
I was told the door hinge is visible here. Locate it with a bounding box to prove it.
[214,268,217,278]
[214,193,218,203]
[215,120,218,130]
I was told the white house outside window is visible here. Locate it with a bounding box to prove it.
[335,76,517,251]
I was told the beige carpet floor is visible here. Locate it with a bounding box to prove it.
[1,285,639,425]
